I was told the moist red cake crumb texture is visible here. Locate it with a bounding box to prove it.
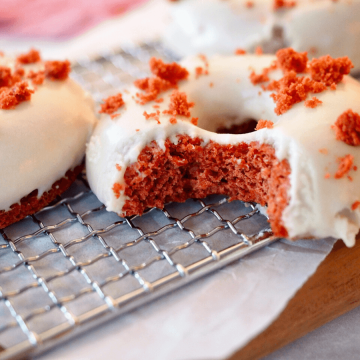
[0,165,83,229]
[44,60,71,80]
[16,49,41,64]
[235,48,247,55]
[304,97,322,108]
[99,93,124,115]
[335,154,354,179]
[333,109,360,146]
[163,90,194,117]
[134,58,189,105]
[256,119,274,130]
[273,0,297,10]
[122,135,290,237]
[276,48,307,73]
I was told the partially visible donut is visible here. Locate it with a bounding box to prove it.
[163,0,360,72]
[0,49,97,228]
[87,49,360,247]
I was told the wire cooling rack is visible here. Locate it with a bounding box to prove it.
[0,42,279,360]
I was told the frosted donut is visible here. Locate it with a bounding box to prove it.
[0,49,97,228]
[87,49,360,247]
[163,0,360,72]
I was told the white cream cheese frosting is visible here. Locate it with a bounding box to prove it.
[163,0,360,72]
[0,55,97,211]
[87,54,360,247]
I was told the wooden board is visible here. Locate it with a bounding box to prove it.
[228,238,360,360]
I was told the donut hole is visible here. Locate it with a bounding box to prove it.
[216,119,258,135]
[122,135,290,237]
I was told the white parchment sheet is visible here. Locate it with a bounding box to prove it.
[39,237,335,360]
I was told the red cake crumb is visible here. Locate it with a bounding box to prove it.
[170,117,177,124]
[16,49,41,64]
[276,48,308,73]
[273,0,296,10]
[155,98,164,103]
[191,117,198,125]
[352,201,360,210]
[163,90,194,117]
[334,154,354,179]
[256,120,274,130]
[209,82,214,87]
[0,81,34,109]
[122,136,290,237]
[27,70,45,85]
[0,66,16,87]
[332,109,360,146]
[135,76,174,105]
[319,148,328,154]
[149,57,189,85]
[324,173,331,179]
[268,71,326,115]
[245,1,254,8]
[112,182,124,199]
[99,93,125,115]
[250,70,269,85]
[0,165,82,229]
[255,46,263,55]
[143,110,161,124]
[116,164,122,171]
[44,60,71,80]
[110,114,120,120]
[235,48,247,55]
[305,97,322,108]
[153,105,160,109]
[330,83,337,90]
[309,55,353,86]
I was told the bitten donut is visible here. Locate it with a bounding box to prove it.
[0,49,97,228]
[163,0,360,72]
[87,49,360,247]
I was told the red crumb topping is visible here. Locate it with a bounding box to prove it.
[112,182,124,199]
[44,60,71,80]
[304,97,322,108]
[163,90,194,117]
[245,1,254,8]
[276,48,308,73]
[155,98,164,103]
[255,46,263,55]
[195,54,209,78]
[330,83,337,90]
[352,201,360,210]
[122,136,290,237]
[0,81,34,109]
[191,117,199,125]
[209,82,214,87]
[170,117,177,124]
[153,104,160,109]
[149,57,189,85]
[324,173,331,179]
[0,66,17,87]
[333,109,360,146]
[116,164,122,171]
[319,148,328,154]
[256,120,274,130]
[0,165,82,229]
[27,70,45,85]
[267,71,326,115]
[273,0,296,10]
[16,49,41,64]
[110,114,120,120]
[309,55,353,86]
[334,154,354,179]
[250,70,269,85]
[235,48,247,55]
[143,110,161,124]
[99,93,125,115]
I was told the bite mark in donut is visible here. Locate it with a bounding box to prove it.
[122,136,290,237]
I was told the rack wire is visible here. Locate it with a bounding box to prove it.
[0,42,278,360]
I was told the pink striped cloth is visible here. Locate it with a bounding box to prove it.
[0,0,148,39]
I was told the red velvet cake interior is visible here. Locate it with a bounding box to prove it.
[122,135,290,237]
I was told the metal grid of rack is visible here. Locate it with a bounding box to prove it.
[0,42,278,360]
